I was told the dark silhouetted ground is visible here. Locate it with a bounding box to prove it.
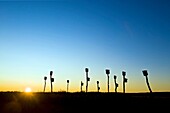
[0,92,169,113]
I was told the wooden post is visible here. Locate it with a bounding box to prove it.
[67,80,69,92]
[114,75,118,93]
[142,70,152,93]
[50,71,54,93]
[122,71,127,93]
[85,68,90,93]
[80,81,84,92]
[106,69,110,93]
[43,76,47,92]
[97,81,100,92]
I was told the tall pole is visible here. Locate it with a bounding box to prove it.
[85,68,90,93]
[97,81,100,92]
[108,75,109,93]
[123,72,125,93]
[114,75,118,93]
[67,80,69,93]
[50,71,54,93]
[43,76,47,92]
[142,70,152,93]
[105,69,110,93]
[122,71,127,93]
[80,81,84,92]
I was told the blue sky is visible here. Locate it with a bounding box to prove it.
[0,0,170,92]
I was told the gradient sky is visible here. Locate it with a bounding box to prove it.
[0,0,170,93]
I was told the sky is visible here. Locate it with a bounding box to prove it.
[0,0,170,93]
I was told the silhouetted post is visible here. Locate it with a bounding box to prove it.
[85,68,90,93]
[114,75,118,93]
[43,76,47,92]
[142,70,152,93]
[80,81,84,92]
[105,69,110,93]
[67,80,69,92]
[50,71,54,93]
[122,71,127,93]
[97,81,100,92]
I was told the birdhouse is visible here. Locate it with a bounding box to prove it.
[114,75,117,79]
[44,76,47,80]
[85,68,89,72]
[51,78,54,82]
[116,83,119,87]
[50,71,53,76]
[124,78,128,83]
[142,70,148,76]
[81,82,84,86]
[87,77,90,81]
[122,71,126,76]
[106,69,110,75]
[98,87,100,90]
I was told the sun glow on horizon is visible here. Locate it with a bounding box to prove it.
[25,87,32,93]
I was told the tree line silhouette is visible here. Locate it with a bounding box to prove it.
[43,68,152,93]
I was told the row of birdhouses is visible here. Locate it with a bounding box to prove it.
[43,68,152,93]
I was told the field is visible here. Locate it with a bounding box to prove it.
[0,92,169,113]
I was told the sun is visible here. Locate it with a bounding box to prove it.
[25,87,32,93]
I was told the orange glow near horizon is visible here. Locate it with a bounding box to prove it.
[25,87,32,93]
